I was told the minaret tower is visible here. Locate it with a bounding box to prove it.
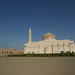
[29,28,32,43]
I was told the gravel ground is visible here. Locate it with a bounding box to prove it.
[0,57,75,75]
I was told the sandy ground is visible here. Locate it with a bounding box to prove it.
[0,57,75,75]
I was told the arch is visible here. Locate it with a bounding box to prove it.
[5,51,6,54]
[10,52,12,54]
[44,47,48,54]
[52,44,54,53]
[63,43,65,50]
[9,52,10,54]
[60,51,65,53]
[2,51,3,54]
[7,51,8,54]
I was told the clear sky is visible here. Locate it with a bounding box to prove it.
[0,0,75,50]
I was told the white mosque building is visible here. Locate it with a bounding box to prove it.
[24,28,75,54]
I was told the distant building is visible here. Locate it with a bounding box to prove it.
[24,28,75,54]
[0,48,24,56]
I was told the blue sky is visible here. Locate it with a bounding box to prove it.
[0,0,75,50]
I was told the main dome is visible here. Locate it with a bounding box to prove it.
[42,32,56,40]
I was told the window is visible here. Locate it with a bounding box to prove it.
[9,52,10,54]
[5,51,6,54]
[7,51,8,54]
[2,51,3,54]
[36,51,39,54]
[57,44,59,47]
[60,51,65,53]
[27,52,30,54]
[32,52,34,54]
[55,51,59,52]
[66,51,71,53]
[11,52,12,54]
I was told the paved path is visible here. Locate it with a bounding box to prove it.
[0,57,75,75]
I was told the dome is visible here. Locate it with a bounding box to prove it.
[42,32,56,40]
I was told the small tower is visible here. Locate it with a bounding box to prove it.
[29,28,32,43]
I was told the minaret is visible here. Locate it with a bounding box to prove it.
[29,28,32,43]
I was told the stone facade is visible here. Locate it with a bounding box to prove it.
[0,49,24,56]
[24,28,75,54]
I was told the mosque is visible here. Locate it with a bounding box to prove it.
[24,28,75,54]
